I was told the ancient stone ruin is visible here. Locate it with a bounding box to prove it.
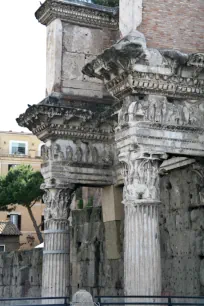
[17,0,204,299]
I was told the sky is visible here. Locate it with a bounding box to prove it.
[0,0,46,132]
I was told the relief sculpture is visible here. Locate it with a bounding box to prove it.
[119,95,204,128]
[66,146,73,162]
[75,147,83,163]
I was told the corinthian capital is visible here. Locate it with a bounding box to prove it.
[119,150,167,204]
[42,183,76,220]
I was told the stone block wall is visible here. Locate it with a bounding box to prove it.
[138,0,204,53]
[160,162,204,295]
[62,23,117,98]
[0,249,42,298]
[70,207,124,296]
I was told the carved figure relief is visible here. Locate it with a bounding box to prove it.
[92,147,98,164]
[75,147,83,163]
[118,95,204,128]
[66,146,73,161]
[52,143,64,160]
[85,145,91,163]
[41,145,49,161]
[102,149,114,166]
[43,141,114,169]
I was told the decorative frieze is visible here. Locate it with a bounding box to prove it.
[41,139,116,187]
[115,95,204,158]
[41,140,114,167]
[107,70,204,99]
[118,95,204,128]
[35,0,119,29]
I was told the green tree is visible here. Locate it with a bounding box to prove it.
[0,165,44,243]
[92,0,119,7]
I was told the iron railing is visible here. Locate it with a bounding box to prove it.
[0,296,204,306]
[95,296,204,306]
[0,150,42,159]
[0,296,69,306]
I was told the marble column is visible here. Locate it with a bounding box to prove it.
[120,150,163,296]
[42,183,76,301]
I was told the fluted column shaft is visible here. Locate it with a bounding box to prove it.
[120,150,163,296]
[124,202,161,295]
[41,184,75,301]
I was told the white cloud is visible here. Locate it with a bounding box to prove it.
[0,0,46,132]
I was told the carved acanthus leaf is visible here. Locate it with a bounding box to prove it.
[42,183,76,220]
[119,150,167,203]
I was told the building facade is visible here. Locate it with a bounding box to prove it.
[0,131,45,249]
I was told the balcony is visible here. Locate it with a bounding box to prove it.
[0,149,42,159]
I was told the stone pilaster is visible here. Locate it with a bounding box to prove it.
[42,183,76,300]
[120,150,164,296]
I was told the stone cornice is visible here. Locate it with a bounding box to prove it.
[105,70,204,100]
[35,0,119,29]
[83,30,204,100]
[16,96,114,142]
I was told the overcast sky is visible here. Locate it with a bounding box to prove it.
[0,0,46,132]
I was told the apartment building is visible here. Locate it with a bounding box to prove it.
[0,131,45,250]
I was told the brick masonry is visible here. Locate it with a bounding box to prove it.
[138,0,204,53]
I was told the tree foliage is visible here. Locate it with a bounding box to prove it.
[0,165,44,243]
[92,0,119,7]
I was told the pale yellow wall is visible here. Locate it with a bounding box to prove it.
[0,131,43,176]
[0,131,44,249]
[0,131,42,154]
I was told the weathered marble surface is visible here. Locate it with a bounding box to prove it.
[119,0,143,36]
[46,19,62,95]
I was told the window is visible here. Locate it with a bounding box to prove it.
[9,141,28,155]
[38,143,44,157]
[8,164,17,171]
[18,215,22,231]
[8,214,21,230]
[0,245,5,252]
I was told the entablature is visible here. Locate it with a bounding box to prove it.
[116,95,204,158]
